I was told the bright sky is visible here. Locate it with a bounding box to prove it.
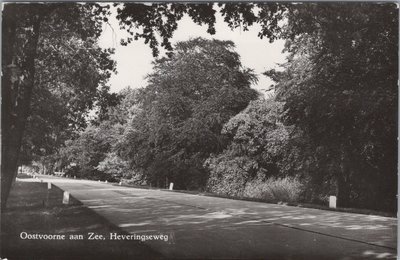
[99,5,287,94]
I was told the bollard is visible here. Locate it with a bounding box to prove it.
[47,182,52,190]
[105,180,108,183]
[119,182,122,186]
[98,180,101,182]
[329,196,337,208]
[62,191,70,204]
[74,176,76,179]
[169,182,174,190]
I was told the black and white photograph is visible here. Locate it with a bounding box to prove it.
[1,2,398,259]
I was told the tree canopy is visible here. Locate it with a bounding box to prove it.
[116,38,259,189]
[20,12,115,165]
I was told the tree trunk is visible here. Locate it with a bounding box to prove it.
[1,5,43,210]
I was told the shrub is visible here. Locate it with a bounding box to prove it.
[243,176,303,203]
[96,152,129,181]
[205,154,256,197]
[121,169,147,185]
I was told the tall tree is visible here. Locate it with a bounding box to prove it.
[267,3,398,210]
[1,3,112,208]
[21,21,115,167]
[118,38,258,189]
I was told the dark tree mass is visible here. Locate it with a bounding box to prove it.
[116,38,258,189]
[1,3,114,208]
[2,2,397,212]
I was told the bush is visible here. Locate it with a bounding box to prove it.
[205,154,256,197]
[243,176,303,203]
[96,152,129,181]
[121,169,147,185]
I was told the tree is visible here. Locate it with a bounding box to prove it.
[1,3,112,208]
[267,3,398,210]
[205,98,290,196]
[118,38,259,189]
[94,86,140,125]
[60,87,139,181]
[21,23,115,168]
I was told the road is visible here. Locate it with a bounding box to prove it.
[35,175,397,259]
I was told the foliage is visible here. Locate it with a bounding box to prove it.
[101,87,142,125]
[205,98,290,196]
[116,3,288,56]
[116,3,217,56]
[267,3,398,211]
[60,126,108,180]
[117,38,259,189]
[73,3,397,211]
[114,3,397,210]
[1,3,114,208]
[60,87,140,181]
[243,176,303,203]
[20,13,116,164]
[96,152,129,181]
[93,88,123,124]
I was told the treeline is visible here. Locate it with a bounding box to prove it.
[59,38,259,189]
[14,3,397,212]
[63,13,396,212]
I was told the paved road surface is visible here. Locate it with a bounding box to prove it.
[34,175,397,259]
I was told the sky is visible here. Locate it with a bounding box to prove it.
[98,5,287,94]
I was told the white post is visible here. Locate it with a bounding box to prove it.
[329,196,337,208]
[74,176,76,179]
[62,191,70,204]
[119,182,122,186]
[47,182,51,190]
[169,182,174,190]
[105,180,108,183]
